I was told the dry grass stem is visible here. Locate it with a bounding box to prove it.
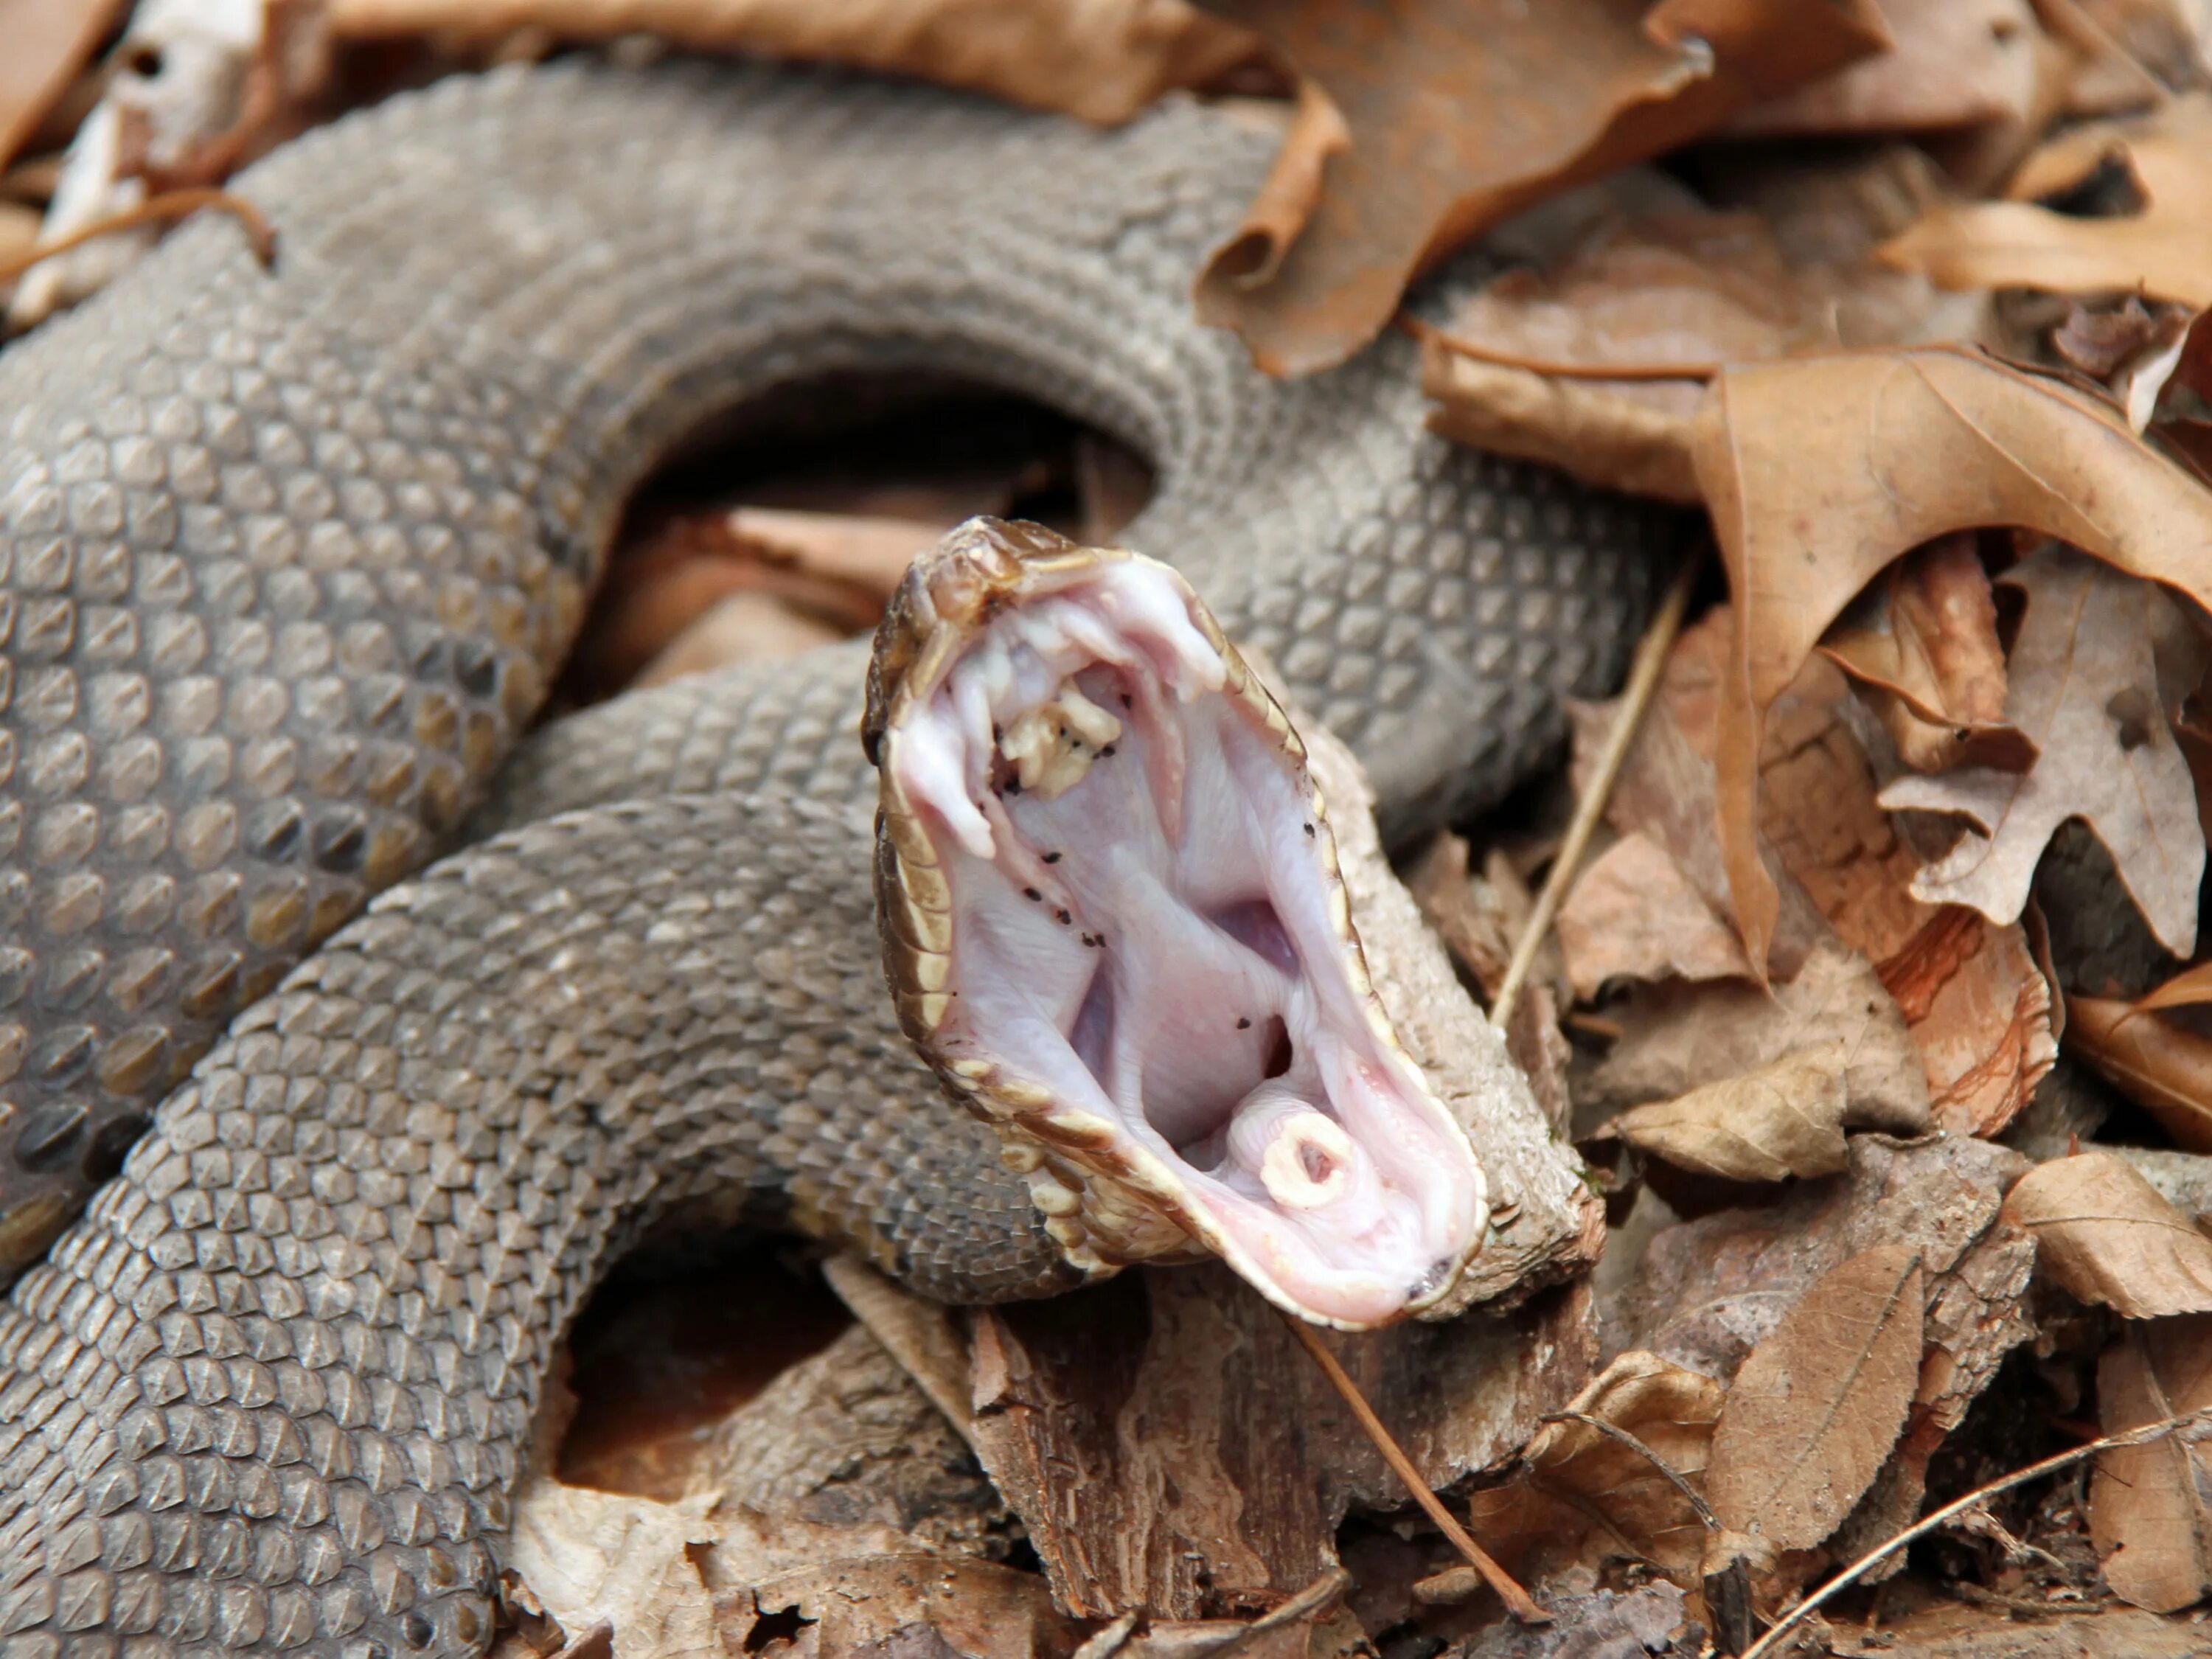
[1490,552,1700,1030]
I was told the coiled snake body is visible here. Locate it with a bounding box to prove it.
[0,60,1663,1658]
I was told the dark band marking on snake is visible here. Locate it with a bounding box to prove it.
[0,60,1666,1658]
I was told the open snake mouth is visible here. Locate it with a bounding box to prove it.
[869,520,1484,1328]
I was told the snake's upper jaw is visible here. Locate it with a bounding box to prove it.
[870,519,1486,1330]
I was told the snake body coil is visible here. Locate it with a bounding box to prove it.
[0,61,1663,1658]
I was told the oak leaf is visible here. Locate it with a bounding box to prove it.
[1880,546,2204,958]
[1704,1243,1924,1552]
[1603,1043,1850,1183]
[1881,94,2212,309]
[2004,1150,2212,1317]
[2093,1316,2212,1613]
[324,0,1260,125]
[2062,995,2212,1151]
[1191,0,1889,376]
[1691,345,2212,976]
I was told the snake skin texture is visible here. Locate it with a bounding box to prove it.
[0,58,1669,1659]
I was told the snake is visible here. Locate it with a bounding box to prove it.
[0,57,1668,1659]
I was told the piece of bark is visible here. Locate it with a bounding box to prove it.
[690,1323,1009,1559]
[967,1265,1596,1619]
[1305,722,1604,1309]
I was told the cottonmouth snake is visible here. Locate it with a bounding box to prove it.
[0,59,1665,1658]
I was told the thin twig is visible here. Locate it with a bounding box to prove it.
[1536,1408,1719,1531]
[1407,316,1728,383]
[1278,1312,1548,1624]
[1738,1404,2212,1659]
[1490,552,1700,1030]
[0,187,275,286]
[1196,1567,1352,1659]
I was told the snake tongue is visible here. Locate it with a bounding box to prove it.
[874,521,1485,1329]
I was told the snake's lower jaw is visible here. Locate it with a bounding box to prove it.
[872,520,1486,1330]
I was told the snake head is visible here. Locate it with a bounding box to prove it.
[867,517,1485,1329]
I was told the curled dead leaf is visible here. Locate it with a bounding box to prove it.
[1818,534,2034,774]
[1879,546,2205,959]
[1692,345,2212,975]
[1192,0,1890,376]
[327,0,1261,125]
[2093,1315,2212,1613]
[2004,1150,2212,1316]
[1733,0,2052,136]
[1603,1043,1851,1183]
[1882,94,2212,309]
[1703,1242,1925,1553]
[2065,994,2212,1152]
[1461,1349,1724,1584]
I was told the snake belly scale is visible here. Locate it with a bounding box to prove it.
[0,59,1664,1659]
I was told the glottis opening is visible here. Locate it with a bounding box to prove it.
[888,554,1481,1327]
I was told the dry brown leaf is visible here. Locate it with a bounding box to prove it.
[1704,1243,1925,1552]
[504,1479,736,1659]
[0,0,123,172]
[1190,0,1891,377]
[1578,613,2051,1134]
[1420,208,1843,504]
[1819,535,2034,774]
[2004,1150,2212,1315]
[327,0,1259,124]
[2132,959,2212,1015]
[723,1559,1074,1659]
[2066,994,2212,1150]
[1693,346,2212,976]
[1731,0,2048,136]
[1882,94,2212,309]
[1881,546,2205,959]
[1758,659,2057,1135]
[1585,939,1933,1138]
[1604,1043,1851,1183]
[1422,345,1706,505]
[1461,1350,1724,1583]
[1558,830,1754,995]
[2092,1315,2212,1613]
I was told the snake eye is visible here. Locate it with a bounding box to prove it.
[875,529,1484,1329]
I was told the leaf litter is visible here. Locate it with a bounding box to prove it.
[27,1,2212,1656]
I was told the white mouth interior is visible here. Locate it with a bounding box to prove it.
[893,561,1479,1326]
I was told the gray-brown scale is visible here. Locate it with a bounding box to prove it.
[0,60,1668,1659]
